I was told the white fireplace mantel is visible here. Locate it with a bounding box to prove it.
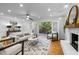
[60,28,79,55]
[65,28,79,44]
[61,28,79,55]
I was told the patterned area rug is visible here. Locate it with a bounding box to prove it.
[20,34,51,55]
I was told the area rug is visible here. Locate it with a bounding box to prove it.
[23,35,51,55]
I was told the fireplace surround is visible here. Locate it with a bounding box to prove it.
[64,28,79,55]
[71,33,78,51]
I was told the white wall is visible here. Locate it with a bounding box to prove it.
[58,18,66,39]
[0,15,32,39]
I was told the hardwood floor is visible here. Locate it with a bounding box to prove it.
[48,40,64,55]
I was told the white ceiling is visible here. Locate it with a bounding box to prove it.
[0,3,78,20]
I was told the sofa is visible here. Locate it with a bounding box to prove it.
[8,32,31,42]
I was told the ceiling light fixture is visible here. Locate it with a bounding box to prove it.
[8,10,11,12]
[20,4,23,7]
[48,8,51,11]
[64,4,68,8]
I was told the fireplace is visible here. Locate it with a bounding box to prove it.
[71,33,78,51]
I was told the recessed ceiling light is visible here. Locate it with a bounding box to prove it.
[64,4,68,8]
[20,4,23,7]
[48,8,51,11]
[0,12,4,15]
[50,14,52,17]
[8,10,11,12]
